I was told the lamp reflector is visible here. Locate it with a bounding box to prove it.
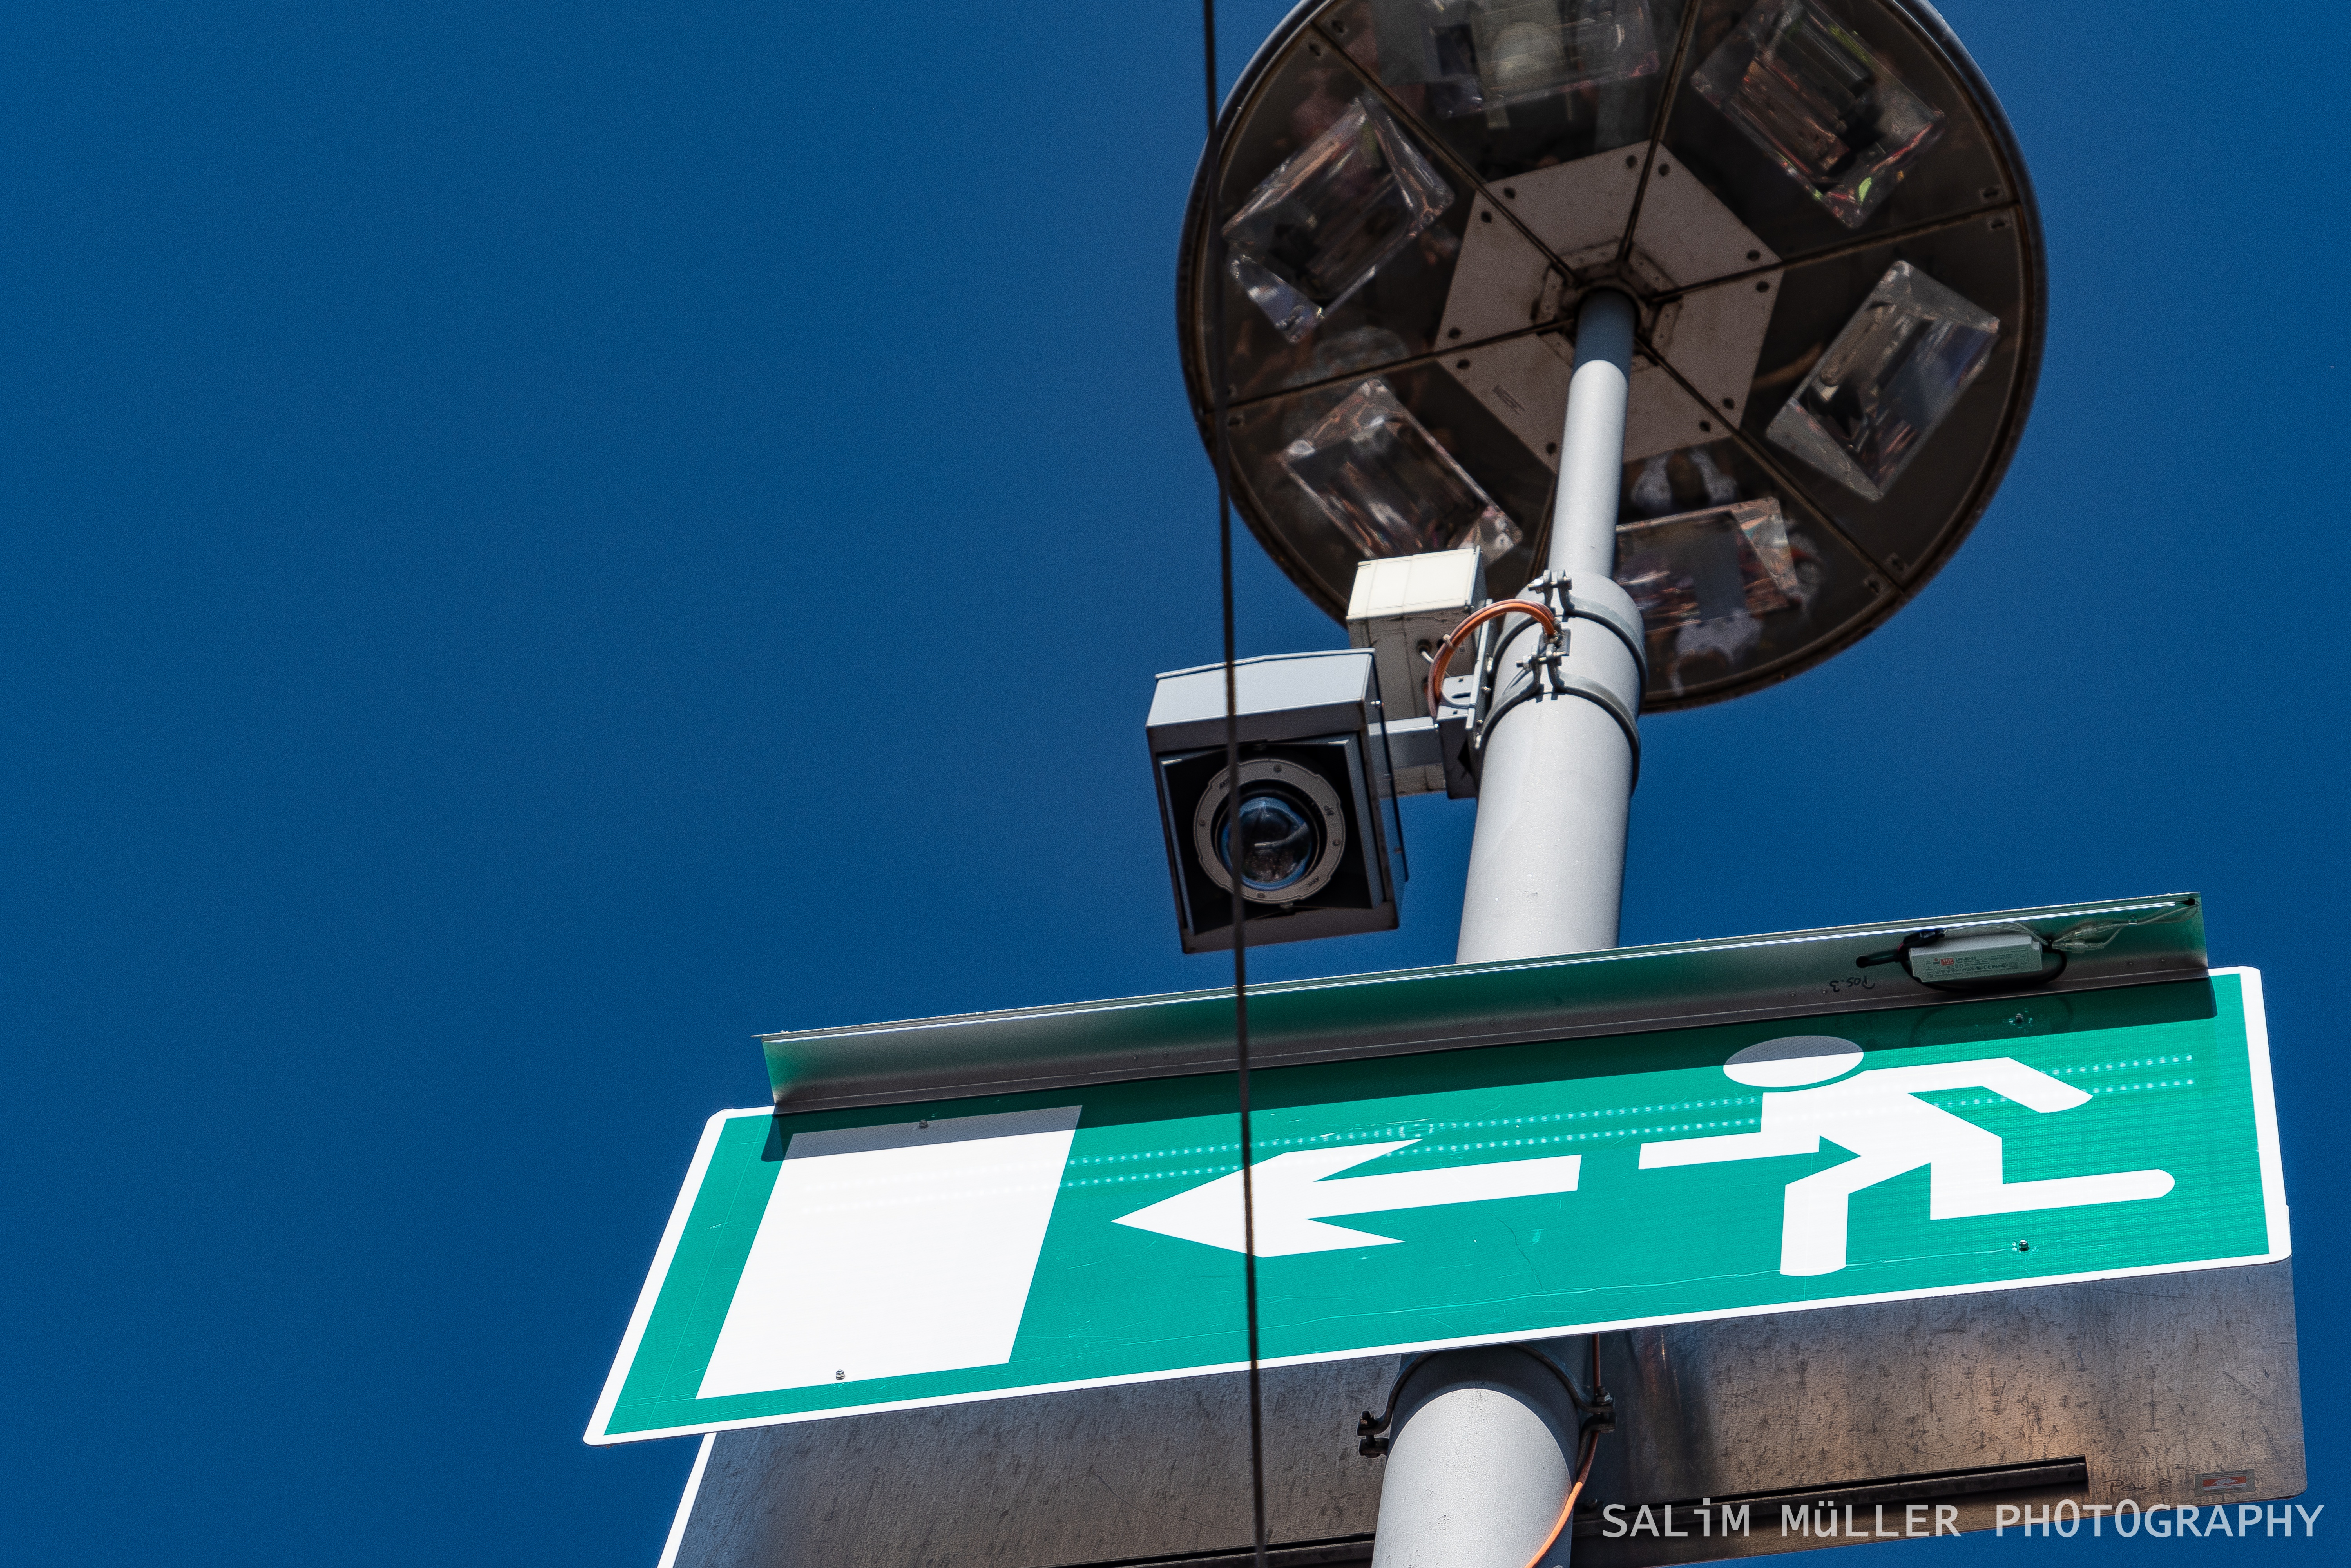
[1370,0,1661,124]
[1282,378,1523,561]
[1222,95,1454,343]
[1614,496,1803,645]
[1766,259,1999,501]
[1692,0,1944,228]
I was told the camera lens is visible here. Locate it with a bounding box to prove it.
[1217,788,1319,893]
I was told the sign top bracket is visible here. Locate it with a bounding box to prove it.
[759,894,2204,1112]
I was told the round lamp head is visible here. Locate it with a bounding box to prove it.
[1178,0,2043,710]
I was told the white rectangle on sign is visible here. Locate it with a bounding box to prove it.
[697,1106,1082,1398]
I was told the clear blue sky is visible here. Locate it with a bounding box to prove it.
[3,1,2342,1562]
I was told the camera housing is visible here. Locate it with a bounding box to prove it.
[1146,650,1403,954]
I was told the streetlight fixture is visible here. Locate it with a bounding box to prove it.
[1174,0,2041,711]
[1159,1,2044,1563]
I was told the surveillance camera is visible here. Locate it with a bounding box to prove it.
[1146,650,1402,954]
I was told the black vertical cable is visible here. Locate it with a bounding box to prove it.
[1201,5,1269,1566]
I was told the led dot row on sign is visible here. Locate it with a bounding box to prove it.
[1068,1168,1241,1188]
[1926,1081,2193,1110]
[1073,1124,1775,1179]
[816,1076,2202,1197]
[1065,1103,1772,1166]
[786,1074,2207,1197]
[1068,1088,2193,1182]
[1057,1059,2203,1168]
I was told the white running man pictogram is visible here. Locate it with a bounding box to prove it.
[1639,1036,2175,1276]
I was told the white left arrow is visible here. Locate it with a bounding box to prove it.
[1113,1140,1582,1257]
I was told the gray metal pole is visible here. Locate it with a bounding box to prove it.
[1544,289,1637,582]
[1454,289,1642,966]
[1366,1349,1581,1568]
[1369,291,1641,1568]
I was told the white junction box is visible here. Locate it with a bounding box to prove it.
[1346,549,1485,722]
[1346,550,1485,798]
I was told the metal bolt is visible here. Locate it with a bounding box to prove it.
[1447,327,1461,339]
[1658,163,1671,175]
[1456,358,1469,369]
[835,1369,846,1380]
[1502,186,1516,199]
[1755,280,1771,292]
[1746,249,1760,261]
[1722,397,1735,409]
[1480,210,1492,223]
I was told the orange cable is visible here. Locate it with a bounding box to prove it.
[1424,598,1561,720]
[1520,1423,1601,1568]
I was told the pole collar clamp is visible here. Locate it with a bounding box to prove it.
[1523,571,1649,688]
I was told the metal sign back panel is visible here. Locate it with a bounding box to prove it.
[587,970,2285,1444]
[663,1263,2304,1568]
